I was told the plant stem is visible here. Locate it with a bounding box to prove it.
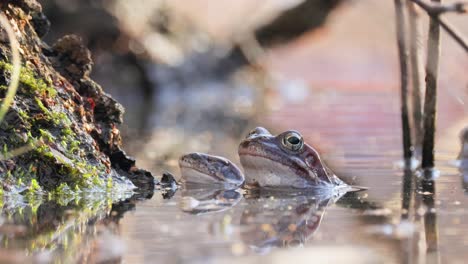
[394,0,414,163]
[407,2,425,155]
[422,0,442,169]
[0,12,21,123]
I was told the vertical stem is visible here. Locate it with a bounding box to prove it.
[0,13,21,124]
[407,2,425,156]
[421,0,441,169]
[394,0,414,163]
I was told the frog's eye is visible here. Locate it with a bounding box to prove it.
[282,131,304,151]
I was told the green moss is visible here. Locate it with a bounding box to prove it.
[35,97,49,113]
[53,112,72,126]
[54,182,70,195]
[0,61,57,97]
[0,61,110,194]
[30,179,41,192]
[106,176,113,190]
[0,187,4,208]
[34,97,73,127]
[2,144,8,154]
[17,108,29,120]
[39,128,54,142]
[62,127,74,137]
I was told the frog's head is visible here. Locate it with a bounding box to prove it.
[238,127,343,189]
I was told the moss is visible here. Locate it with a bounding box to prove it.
[1,144,8,157]
[51,183,78,206]
[31,139,107,191]
[0,61,57,97]
[54,182,70,195]
[34,97,73,127]
[62,127,74,137]
[39,128,54,142]
[17,108,29,120]
[0,58,128,194]
[30,179,41,192]
[106,176,113,190]
[35,97,49,113]
[0,188,4,208]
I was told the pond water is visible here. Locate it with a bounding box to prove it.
[116,84,468,264]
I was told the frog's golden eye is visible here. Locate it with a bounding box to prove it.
[282,131,304,151]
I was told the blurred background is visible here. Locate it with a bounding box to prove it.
[39,0,468,173]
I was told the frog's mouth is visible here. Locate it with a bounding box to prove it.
[239,141,319,185]
[238,140,342,187]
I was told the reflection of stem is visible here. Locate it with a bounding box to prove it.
[411,177,440,263]
[420,179,439,253]
[0,12,21,123]
[394,0,414,163]
[401,171,440,263]
[411,177,426,263]
[400,169,414,220]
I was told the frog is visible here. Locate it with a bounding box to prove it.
[239,127,346,189]
[177,127,348,190]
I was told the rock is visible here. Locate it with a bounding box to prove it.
[0,0,153,194]
[160,172,177,186]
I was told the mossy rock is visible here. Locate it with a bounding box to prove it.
[0,0,154,195]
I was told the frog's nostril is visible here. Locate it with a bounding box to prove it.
[240,141,250,149]
[246,127,271,138]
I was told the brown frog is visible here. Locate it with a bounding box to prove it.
[178,127,347,190]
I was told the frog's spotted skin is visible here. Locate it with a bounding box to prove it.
[239,127,346,189]
[179,152,244,189]
[178,127,348,190]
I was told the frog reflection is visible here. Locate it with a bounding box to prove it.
[179,187,242,215]
[239,191,335,252]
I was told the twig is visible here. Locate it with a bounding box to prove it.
[412,0,468,52]
[435,16,468,51]
[421,0,442,169]
[0,12,21,123]
[411,0,467,15]
[0,139,43,160]
[407,2,425,155]
[394,0,414,163]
